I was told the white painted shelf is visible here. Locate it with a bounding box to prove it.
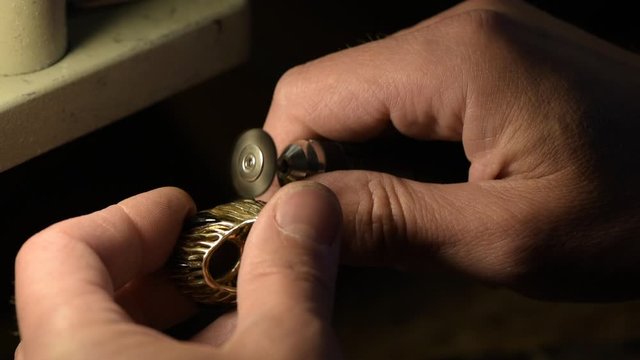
[0,0,249,172]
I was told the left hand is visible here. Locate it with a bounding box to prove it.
[14,184,342,360]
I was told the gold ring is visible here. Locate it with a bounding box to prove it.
[171,199,264,305]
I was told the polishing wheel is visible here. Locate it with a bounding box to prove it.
[231,129,277,198]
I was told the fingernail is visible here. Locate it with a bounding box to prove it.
[274,182,341,246]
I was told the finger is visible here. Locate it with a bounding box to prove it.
[115,271,198,330]
[14,342,23,360]
[312,170,567,284]
[262,14,468,152]
[191,311,238,347]
[232,182,342,357]
[15,187,195,354]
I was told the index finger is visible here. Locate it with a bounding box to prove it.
[262,9,469,154]
[14,187,195,354]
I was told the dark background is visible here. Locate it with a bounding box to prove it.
[1,1,638,358]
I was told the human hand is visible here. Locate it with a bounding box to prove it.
[263,0,640,300]
[15,184,342,359]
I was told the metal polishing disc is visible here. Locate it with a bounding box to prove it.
[231,128,277,198]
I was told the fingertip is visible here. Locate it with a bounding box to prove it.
[123,187,197,216]
[237,181,342,327]
[161,186,196,208]
[272,181,342,247]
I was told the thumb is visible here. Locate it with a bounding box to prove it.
[232,181,342,358]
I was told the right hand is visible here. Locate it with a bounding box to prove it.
[263,0,640,301]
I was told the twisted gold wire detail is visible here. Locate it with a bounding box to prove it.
[171,199,265,305]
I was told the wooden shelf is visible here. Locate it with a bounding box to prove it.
[0,0,249,172]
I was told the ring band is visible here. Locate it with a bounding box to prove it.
[171,199,264,304]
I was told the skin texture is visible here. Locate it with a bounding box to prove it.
[263,0,640,300]
[14,185,343,360]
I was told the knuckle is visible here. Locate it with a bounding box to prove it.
[453,8,515,44]
[461,0,516,9]
[15,235,38,268]
[421,7,517,53]
[16,225,71,268]
[402,7,524,87]
[349,174,414,263]
[272,64,309,108]
[366,175,407,242]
